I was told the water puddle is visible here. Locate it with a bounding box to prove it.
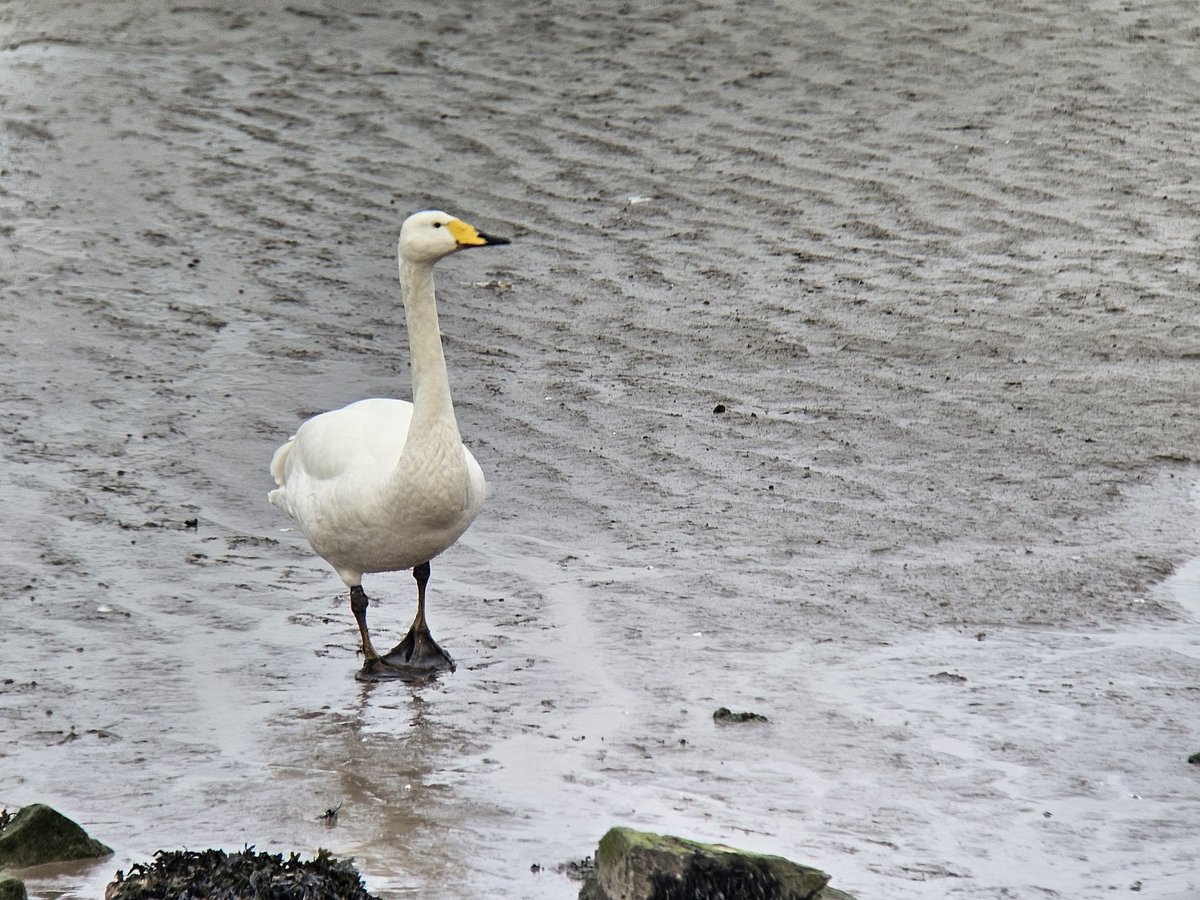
[1165,554,1200,617]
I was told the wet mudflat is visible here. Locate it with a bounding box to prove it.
[2,1,1200,897]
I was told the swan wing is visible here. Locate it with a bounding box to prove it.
[268,398,414,518]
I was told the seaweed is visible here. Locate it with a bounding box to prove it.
[106,846,378,900]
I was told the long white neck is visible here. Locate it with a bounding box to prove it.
[399,256,461,445]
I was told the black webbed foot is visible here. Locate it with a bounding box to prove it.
[356,627,456,682]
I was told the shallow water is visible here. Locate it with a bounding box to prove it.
[6,526,1200,899]
[4,1,1200,898]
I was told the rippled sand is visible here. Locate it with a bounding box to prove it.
[2,2,1200,898]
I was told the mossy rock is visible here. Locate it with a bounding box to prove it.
[0,805,112,870]
[579,826,857,900]
[0,875,28,900]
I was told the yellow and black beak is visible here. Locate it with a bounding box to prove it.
[447,218,511,249]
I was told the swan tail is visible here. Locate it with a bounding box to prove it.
[268,435,297,512]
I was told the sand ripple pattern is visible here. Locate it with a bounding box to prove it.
[2,2,1199,899]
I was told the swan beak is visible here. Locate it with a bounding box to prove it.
[447,218,511,249]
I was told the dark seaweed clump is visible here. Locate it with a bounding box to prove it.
[649,854,794,900]
[712,707,769,724]
[106,847,378,900]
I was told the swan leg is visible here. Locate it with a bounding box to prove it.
[377,561,457,674]
[349,585,382,662]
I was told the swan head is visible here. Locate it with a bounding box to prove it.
[399,210,510,264]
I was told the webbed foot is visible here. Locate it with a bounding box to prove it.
[382,626,456,672]
[356,627,456,681]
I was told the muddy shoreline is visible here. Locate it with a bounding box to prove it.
[3,1,1200,898]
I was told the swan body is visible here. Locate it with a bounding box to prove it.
[269,397,486,583]
[269,210,509,678]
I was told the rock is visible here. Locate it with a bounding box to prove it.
[578,826,857,900]
[0,876,27,900]
[713,707,769,723]
[1188,750,1200,765]
[929,672,967,684]
[105,847,379,900]
[0,804,112,870]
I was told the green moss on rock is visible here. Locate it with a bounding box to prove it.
[0,804,112,870]
[0,875,28,900]
[581,826,856,900]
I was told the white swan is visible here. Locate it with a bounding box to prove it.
[269,210,509,679]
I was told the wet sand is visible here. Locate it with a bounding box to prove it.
[2,1,1200,897]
